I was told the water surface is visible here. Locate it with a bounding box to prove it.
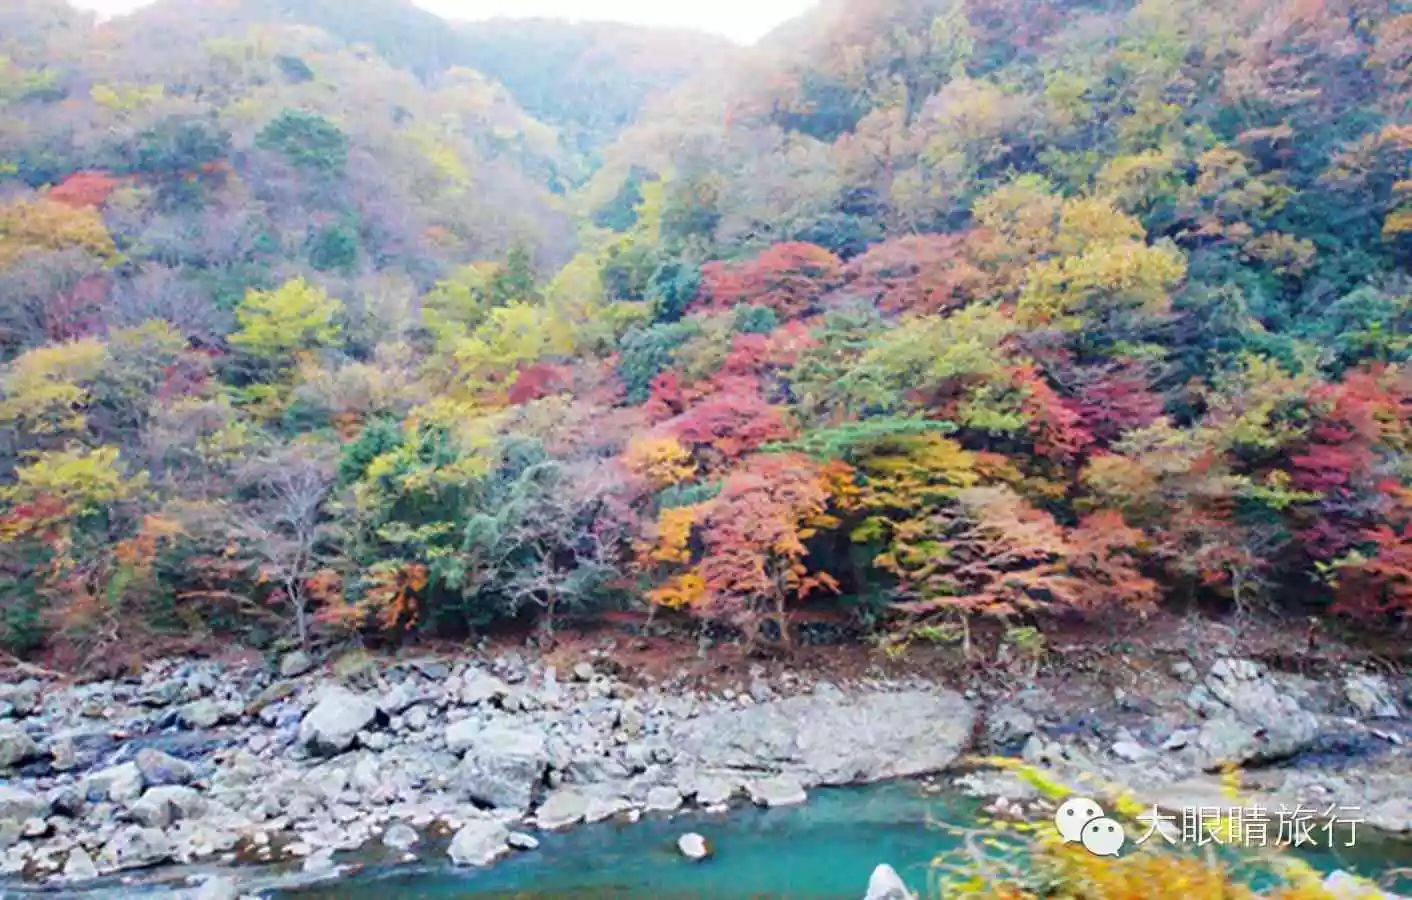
[281,782,1412,899]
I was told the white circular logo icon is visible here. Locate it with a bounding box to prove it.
[1054,796,1105,844]
[1080,816,1126,857]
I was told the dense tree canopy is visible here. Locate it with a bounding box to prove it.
[4,0,1412,666]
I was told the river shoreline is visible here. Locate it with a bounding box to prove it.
[1,629,1409,897]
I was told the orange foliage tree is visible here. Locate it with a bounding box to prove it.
[48,171,122,209]
[698,453,848,649]
[845,233,989,315]
[697,242,844,319]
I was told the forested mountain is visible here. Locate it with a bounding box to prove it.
[455,20,738,157]
[206,0,739,156]
[3,0,1412,670]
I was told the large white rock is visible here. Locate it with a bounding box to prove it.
[452,723,548,811]
[0,786,45,826]
[135,748,196,786]
[866,863,915,900]
[383,823,419,850]
[63,847,98,881]
[179,699,224,730]
[460,670,511,706]
[0,724,39,769]
[689,775,738,807]
[280,651,315,678]
[445,718,480,754]
[674,689,975,786]
[584,793,632,823]
[129,785,207,829]
[677,832,711,861]
[99,825,173,871]
[1187,659,1319,769]
[298,686,379,756]
[535,787,591,830]
[447,819,509,867]
[645,785,683,813]
[83,762,144,804]
[1344,674,1400,720]
[747,775,807,807]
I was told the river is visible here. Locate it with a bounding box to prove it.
[274,781,1412,899]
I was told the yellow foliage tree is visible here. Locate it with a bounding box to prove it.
[449,302,574,399]
[89,81,165,114]
[0,338,109,438]
[421,263,500,345]
[1018,238,1187,330]
[0,198,118,269]
[0,445,146,521]
[622,435,696,488]
[230,277,343,363]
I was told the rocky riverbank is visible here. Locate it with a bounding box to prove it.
[0,648,975,895]
[955,655,1412,838]
[0,642,1408,897]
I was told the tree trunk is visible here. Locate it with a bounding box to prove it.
[288,576,309,650]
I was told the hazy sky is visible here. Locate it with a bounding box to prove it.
[67,0,818,44]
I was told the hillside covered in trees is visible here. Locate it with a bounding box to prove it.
[3,0,1412,671]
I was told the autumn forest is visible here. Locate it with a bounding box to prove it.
[3,0,1412,671]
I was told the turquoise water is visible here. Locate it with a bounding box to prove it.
[281,781,1412,899]
[286,782,959,899]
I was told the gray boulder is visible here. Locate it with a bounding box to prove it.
[985,704,1036,749]
[383,823,419,850]
[63,846,99,881]
[379,682,429,716]
[1188,659,1319,769]
[1111,740,1151,763]
[84,762,144,804]
[584,793,632,823]
[135,748,195,786]
[1366,796,1412,833]
[98,825,173,871]
[0,723,39,769]
[0,786,45,825]
[303,848,337,875]
[453,723,548,811]
[179,699,224,730]
[280,650,315,678]
[49,737,77,771]
[645,785,683,812]
[0,682,39,718]
[445,718,480,754]
[138,678,183,708]
[299,686,379,756]
[685,774,738,806]
[747,775,807,807]
[460,670,511,706]
[128,786,206,829]
[535,787,591,830]
[675,689,975,785]
[1344,675,1400,720]
[447,819,509,867]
